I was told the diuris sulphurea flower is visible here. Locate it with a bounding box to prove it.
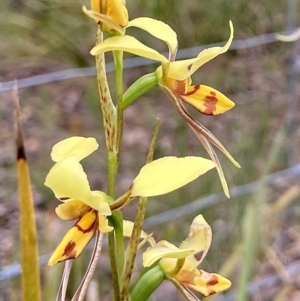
[143,215,231,298]
[90,20,240,198]
[46,137,217,265]
[45,137,113,265]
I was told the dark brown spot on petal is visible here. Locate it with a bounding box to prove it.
[62,241,76,259]
[59,197,70,201]
[75,217,98,233]
[187,64,193,71]
[183,84,200,96]
[207,275,219,286]
[203,91,218,115]
[194,250,204,261]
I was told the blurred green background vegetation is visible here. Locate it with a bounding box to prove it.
[1,0,300,300]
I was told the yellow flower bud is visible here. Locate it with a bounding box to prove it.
[90,0,128,31]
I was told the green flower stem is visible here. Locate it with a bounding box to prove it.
[108,231,120,301]
[108,210,125,277]
[112,49,126,279]
[121,121,160,301]
[131,265,166,301]
[114,50,124,159]
[122,72,158,110]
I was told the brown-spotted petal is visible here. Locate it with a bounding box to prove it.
[181,84,235,116]
[48,210,98,266]
[190,270,232,296]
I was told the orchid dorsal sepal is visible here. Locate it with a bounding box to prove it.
[51,136,99,163]
[131,264,166,301]
[122,72,159,110]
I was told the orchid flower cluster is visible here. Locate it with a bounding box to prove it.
[45,1,240,300]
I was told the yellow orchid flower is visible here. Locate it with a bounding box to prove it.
[143,215,231,297]
[45,136,217,264]
[90,20,240,197]
[45,137,113,266]
[84,0,128,33]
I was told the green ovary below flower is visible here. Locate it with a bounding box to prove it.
[90,19,240,198]
[45,137,113,266]
[143,214,231,297]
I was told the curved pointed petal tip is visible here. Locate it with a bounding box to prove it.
[167,20,234,81]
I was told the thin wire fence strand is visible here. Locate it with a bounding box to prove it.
[0,30,290,93]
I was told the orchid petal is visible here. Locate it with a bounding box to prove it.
[189,270,231,296]
[45,156,91,202]
[51,136,98,163]
[166,21,234,80]
[181,84,235,116]
[143,240,194,267]
[128,17,178,58]
[91,35,169,64]
[55,200,90,220]
[179,215,212,268]
[45,156,109,212]
[48,210,98,265]
[131,156,215,197]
